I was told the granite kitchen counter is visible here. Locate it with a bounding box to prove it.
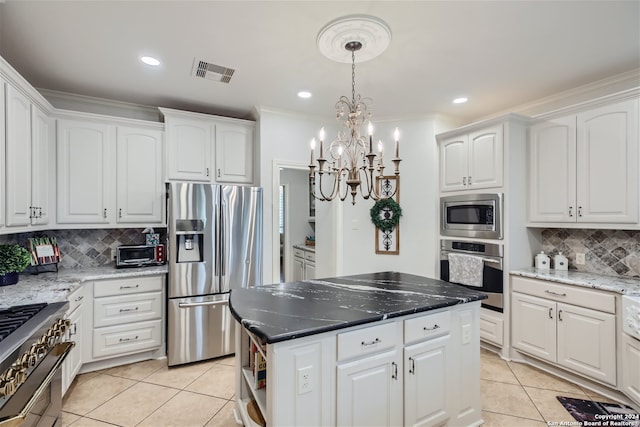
[229,271,487,344]
[0,265,168,308]
[293,243,315,253]
[510,267,640,296]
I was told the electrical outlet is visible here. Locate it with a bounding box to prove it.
[576,252,586,265]
[461,324,471,344]
[297,366,313,394]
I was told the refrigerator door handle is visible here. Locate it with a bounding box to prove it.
[178,300,228,308]
[220,201,226,277]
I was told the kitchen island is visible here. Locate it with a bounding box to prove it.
[229,271,487,427]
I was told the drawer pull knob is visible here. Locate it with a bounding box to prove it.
[120,285,140,290]
[361,338,381,347]
[119,336,139,342]
[544,290,567,297]
[424,324,440,331]
[119,307,140,313]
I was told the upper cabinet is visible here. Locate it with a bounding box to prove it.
[57,116,165,226]
[438,124,504,192]
[529,98,639,225]
[4,83,52,227]
[161,108,255,184]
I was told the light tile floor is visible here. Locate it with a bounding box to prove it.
[61,348,625,426]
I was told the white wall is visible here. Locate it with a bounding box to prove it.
[280,168,314,246]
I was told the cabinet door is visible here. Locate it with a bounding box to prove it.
[116,126,163,223]
[404,334,452,427]
[0,79,5,228]
[57,119,113,223]
[621,333,640,407]
[468,125,503,190]
[30,104,51,225]
[5,84,32,226]
[511,293,557,363]
[304,261,316,280]
[576,99,639,223]
[166,117,212,182]
[439,136,468,192]
[336,349,402,427]
[215,123,254,183]
[62,302,84,395]
[556,302,616,386]
[293,256,304,282]
[528,116,577,223]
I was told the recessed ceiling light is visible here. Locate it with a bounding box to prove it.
[298,91,312,99]
[140,56,160,66]
[453,97,468,104]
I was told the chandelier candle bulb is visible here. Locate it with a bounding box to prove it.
[310,138,316,164]
[394,128,400,158]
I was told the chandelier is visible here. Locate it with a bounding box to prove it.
[309,39,401,205]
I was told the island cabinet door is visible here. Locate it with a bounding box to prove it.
[336,348,403,427]
[404,334,452,427]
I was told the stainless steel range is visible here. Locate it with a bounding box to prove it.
[0,302,74,427]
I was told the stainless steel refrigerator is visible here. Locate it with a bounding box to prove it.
[167,182,262,366]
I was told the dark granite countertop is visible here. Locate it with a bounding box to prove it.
[229,271,487,344]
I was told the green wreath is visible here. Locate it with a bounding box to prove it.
[370,198,402,232]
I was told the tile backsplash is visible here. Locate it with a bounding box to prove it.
[0,228,167,270]
[541,229,640,277]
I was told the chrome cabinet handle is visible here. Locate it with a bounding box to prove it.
[119,336,139,342]
[558,310,563,321]
[361,338,381,347]
[391,362,398,380]
[462,176,467,186]
[468,176,472,185]
[120,284,140,290]
[74,295,84,302]
[548,308,553,319]
[217,168,221,178]
[544,290,567,297]
[578,206,583,217]
[569,206,573,217]
[119,307,139,313]
[408,357,415,375]
[206,167,210,177]
[424,324,440,331]
[103,208,107,218]
[118,208,122,218]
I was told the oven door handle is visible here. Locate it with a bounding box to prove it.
[0,341,75,427]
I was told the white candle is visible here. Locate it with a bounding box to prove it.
[368,122,373,153]
[319,128,325,157]
[310,138,316,163]
[394,127,400,158]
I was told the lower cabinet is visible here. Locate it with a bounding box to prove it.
[235,302,482,427]
[87,275,164,364]
[511,276,616,386]
[292,246,315,281]
[62,285,86,395]
[621,333,640,407]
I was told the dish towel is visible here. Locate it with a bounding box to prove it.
[448,253,484,288]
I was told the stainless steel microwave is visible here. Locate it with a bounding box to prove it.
[440,193,503,239]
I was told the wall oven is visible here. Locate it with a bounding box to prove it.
[0,302,74,427]
[440,239,504,312]
[440,193,503,240]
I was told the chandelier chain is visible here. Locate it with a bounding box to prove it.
[351,50,356,104]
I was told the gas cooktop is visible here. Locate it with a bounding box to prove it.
[0,303,48,343]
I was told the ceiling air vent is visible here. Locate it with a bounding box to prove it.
[193,59,235,83]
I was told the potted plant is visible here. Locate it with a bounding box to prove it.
[0,244,32,286]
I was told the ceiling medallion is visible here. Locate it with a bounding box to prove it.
[309,15,400,205]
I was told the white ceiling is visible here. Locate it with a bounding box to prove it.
[0,1,638,123]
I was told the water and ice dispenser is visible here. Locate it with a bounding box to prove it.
[175,219,204,263]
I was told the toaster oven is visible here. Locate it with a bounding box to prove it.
[116,245,165,268]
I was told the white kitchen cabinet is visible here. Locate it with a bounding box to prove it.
[511,276,617,386]
[116,126,163,223]
[215,123,254,183]
[62,285,86,395]
[89,276,164,362]
[57,119,113,224]
[0,78,4,228]
[528,98,639,225]
[621,333,640,407]
[30,104,51,225]
[438,124,503,192]
[161,107,255,184]
[5,84,32,226]
[293,246,315,281]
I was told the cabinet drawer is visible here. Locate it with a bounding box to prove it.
[94,291,162,327]
[511,276,615,314]
[94,276,164,297]
[293,248,305,258]
[404,310,450,344]
[92,319,162,359]
[338,322,398,361]
[480,310,504,346]
[67,285,86,313]
[304,251,315,262]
